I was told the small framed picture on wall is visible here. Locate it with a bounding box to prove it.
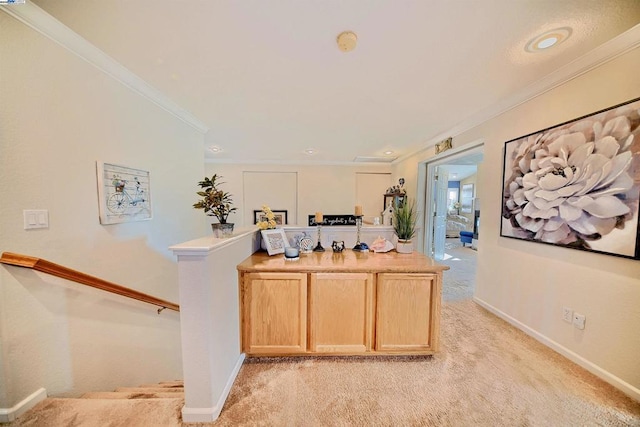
[253,210,288,225]
[460,183,474,214]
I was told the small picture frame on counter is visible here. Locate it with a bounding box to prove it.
[260,228,290,256]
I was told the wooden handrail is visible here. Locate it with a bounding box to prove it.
[0,252,179,313]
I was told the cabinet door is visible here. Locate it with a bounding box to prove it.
[376,273,439,352]
[309,273,374,353]
[242,272,307,355]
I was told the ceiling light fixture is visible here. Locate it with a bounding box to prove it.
[383,150,394,155]
[337,31,357,52]
[525,27,571,53]
[304,149,316,155]
[209,146,222,153]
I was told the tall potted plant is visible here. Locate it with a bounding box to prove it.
[393,198,417,254]
[193,174,237,237]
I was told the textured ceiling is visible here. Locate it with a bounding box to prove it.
[31,0,640,164]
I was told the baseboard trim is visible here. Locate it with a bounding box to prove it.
[181,353,246,423]
[213,353,245,420]
[181,406,216,423]
[473,297,640,402]
[0,387,47,423]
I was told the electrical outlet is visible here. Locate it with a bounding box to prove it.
[562,307,573,323]
[573,313,586,330]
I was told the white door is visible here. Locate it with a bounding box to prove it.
[433,166,449,260]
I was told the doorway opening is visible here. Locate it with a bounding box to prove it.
[418,143,483,258]
[417,143,483,300]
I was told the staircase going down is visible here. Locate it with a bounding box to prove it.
[7,381,185,426]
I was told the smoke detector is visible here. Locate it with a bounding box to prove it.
[337,31,357,52]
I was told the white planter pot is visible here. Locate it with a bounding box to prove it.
[396,240,413,254]
[211,223,234,238]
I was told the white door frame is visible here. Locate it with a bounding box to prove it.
[417,140,484,256]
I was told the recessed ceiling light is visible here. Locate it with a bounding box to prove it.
[537,36,558,49]
[209,146,222,153]
[304,149,317,155]
[383,150,394,155]
[525,27,571,53]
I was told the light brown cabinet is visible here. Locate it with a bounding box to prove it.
[309,272,374,353]
[376,273,438,352]
[241,272,307,355]
[238,251,447,357]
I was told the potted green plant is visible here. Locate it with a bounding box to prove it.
[193,174,237,237]
[393,198,417,253]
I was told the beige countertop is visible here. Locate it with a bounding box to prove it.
[237,249,449,274]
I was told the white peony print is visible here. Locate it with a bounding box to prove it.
[502,101,640,252]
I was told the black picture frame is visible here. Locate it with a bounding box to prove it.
[253,210,288,225]
[500,97,640,260]
[383,194,406,211]
[307,214,357,226]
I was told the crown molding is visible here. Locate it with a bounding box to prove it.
[394,23,640,165]
[204,157,394,167]
[1,3,209,134]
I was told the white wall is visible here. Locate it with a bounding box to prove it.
[242,171,298,226]
[393,47,640,398]
[205,163,393,227]
[171,230,258,422]
[0,13,205,409]
[356,172,393,224]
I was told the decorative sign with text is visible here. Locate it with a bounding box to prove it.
[308,214,357,226]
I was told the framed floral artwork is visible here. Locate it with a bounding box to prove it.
[500,97,640,260]
[260,228,290,256]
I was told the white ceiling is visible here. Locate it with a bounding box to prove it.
[443,165,477,182]
[28,0,640,164]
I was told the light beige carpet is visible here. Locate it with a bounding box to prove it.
[8,248,640,426]
[210,300,639,426]
[441,238,476,301]
[10,398,184,427]
[6,383,185,427]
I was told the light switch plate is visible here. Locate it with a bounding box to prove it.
[23,209,49,230]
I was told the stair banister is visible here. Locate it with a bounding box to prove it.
[0,252,179,313]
